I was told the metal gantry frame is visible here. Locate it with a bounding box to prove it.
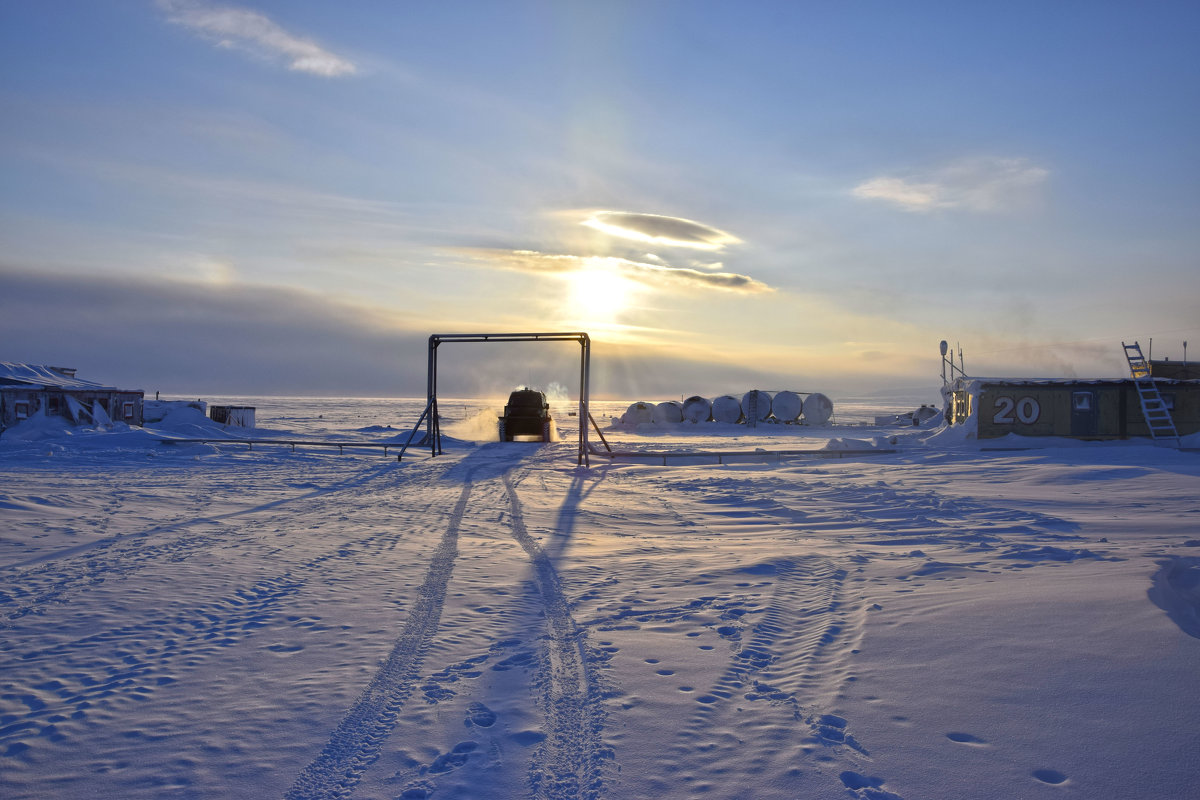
[424,332,592,466]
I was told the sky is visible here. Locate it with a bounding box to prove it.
[2,1,1198,399]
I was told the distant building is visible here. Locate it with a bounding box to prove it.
[944,377,1199,440]
[0,363,144,430]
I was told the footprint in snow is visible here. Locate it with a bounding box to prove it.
[839,770,904,799]
[465,702,496,728]
[427,741,478,774]
[511,730,545,747]
[491,650,534,671]
[1033,768,1069,785]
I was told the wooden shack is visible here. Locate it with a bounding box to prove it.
[209,405,256,428]
[944,377,1200,440]
[0,363,144,430]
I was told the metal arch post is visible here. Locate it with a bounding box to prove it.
[579,333,591,467]
[427,335,440,455]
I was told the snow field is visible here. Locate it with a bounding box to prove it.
[1,402,1198,799]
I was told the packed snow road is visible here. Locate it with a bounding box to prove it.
[1,434,1198,799]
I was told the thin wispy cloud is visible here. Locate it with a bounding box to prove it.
[468,250,773,293]
[582,211,741,251]
[159,0,356,77]
[853,157,1049,213]
[853,177,946,212]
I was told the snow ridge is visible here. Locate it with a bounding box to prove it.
[1149,556,1200,638]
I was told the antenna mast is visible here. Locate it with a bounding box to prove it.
[940,340,968,386]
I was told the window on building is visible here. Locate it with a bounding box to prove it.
[123,401,135,419]
[15,402,29,419]
[1072,392,1092,411]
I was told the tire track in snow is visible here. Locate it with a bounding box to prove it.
[284,477,474,800]
[676,556,858,733]
[756,559,865,707]
[660,483,878,797]
[502,474,608,800]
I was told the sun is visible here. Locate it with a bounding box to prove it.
[565,261,638,320]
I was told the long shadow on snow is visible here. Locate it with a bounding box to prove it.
[431,442,613,800]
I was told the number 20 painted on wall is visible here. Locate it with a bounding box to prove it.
[993,396,1040,425]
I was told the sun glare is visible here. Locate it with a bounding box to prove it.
[566,262,638,321]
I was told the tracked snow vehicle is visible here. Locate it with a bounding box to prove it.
[499,388,552,442]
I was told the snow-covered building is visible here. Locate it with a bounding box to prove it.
[0,363,144,430]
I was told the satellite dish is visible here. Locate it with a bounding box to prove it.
[939,340,949,357]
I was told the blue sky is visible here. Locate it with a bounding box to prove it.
[2,1,1197,398]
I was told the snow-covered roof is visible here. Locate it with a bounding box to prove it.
[952,376,1195,388]
[0,362,117,391]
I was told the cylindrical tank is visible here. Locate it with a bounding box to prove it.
[711,395,743,424]
[771,390,803,423]
[652,401,683,425]
[802,393,834,426]
[741,390,772,422]
[681,395,712,423]
[622,402,653,425]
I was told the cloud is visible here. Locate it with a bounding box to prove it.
[0,265,424,394]
[852,177,946,212]
[159,0,357,77]
[0,265,786,399]
[582,211,741,250]
[468,250,773,293]
[852,157,1048,213]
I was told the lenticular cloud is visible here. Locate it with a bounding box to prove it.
[583,211,741,250]
[472,250,772,294]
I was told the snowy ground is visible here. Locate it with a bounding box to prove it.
[1,398,1198,800]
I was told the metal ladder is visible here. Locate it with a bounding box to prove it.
[1122,341,1180,446]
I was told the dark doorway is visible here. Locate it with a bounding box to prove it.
[1070,391,1098,437]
